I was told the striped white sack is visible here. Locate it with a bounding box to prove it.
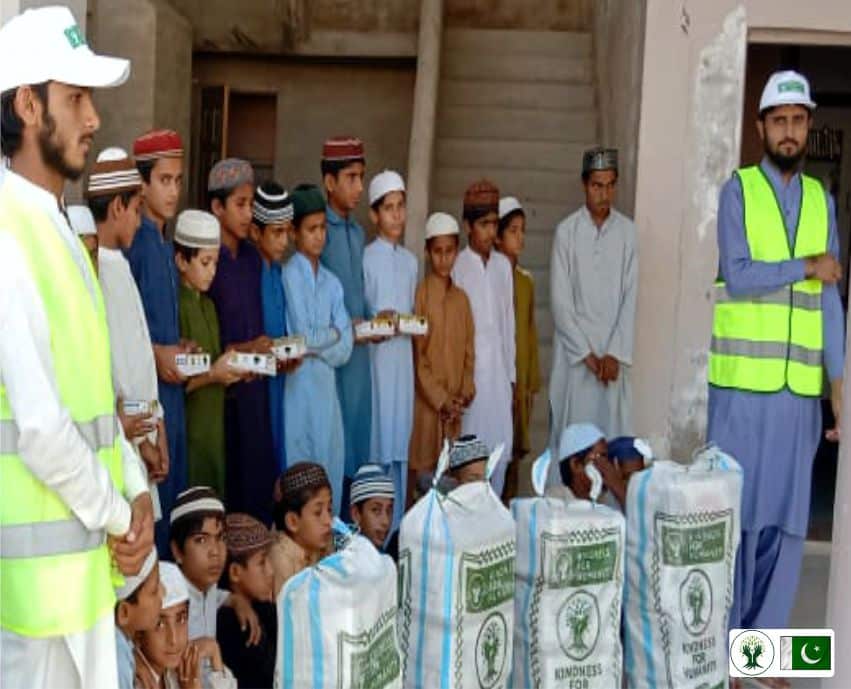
[511,449,626,689]
[623,445,742,689]
[398,442,516,689]
[276,526,402,689]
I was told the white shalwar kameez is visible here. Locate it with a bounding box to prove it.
[451,246,515,494]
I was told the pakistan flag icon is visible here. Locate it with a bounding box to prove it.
[780,635,832,671]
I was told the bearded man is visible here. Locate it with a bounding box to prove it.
[707,69,843,680]
[0,8,154,688]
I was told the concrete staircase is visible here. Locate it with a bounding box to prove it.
[431,27,599,468]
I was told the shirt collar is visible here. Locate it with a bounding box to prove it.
[325,203,344,226]
[579,204,614,233]
[376,235,398,252]
[2,168,65,215]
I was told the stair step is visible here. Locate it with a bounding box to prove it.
[436,137,597,173]
[434,165,585,205]
[429,196,576,236]
[443,28,592,58]
[439,80,596,112]
[437,105,597,143]
[442,52,592,84]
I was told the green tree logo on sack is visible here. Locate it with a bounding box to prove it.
[679,569,712,637]
[475,612,508,689]
[345,621,401,689]
[557,590,600,661]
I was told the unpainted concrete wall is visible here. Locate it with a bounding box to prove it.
[90,0,192,195]
[632,0,851,459]
[592,0,646,216]
[193,55,415,231]
[445,0,593,30]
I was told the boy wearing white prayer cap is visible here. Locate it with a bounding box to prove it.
[362,170,418,533]
[0,8,154,689]
[408,212,476,507]
[115,549,163,689]
[68,203,99,270]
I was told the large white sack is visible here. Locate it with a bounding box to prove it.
[511,450,626,689]
[623,445,742,689]
[276,525,402,689]
[399,442,516,689]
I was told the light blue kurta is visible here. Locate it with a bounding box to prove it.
[321,205,372,479]
[708,157,844,628]
[363,237,418,528]
[283,252,353,515]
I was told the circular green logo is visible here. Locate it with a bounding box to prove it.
[730,629,774,676]
[557,590,600,662]
[475,611,508,689]
[679,568,713,637]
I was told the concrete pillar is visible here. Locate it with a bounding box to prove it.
[823,322,851,687]
[404,0,443,262]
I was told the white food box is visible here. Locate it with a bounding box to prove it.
[272,335,307,361]
[398,314,428,336]
[228,352,277,376]
[122,399,159,417]
[355,318,396,341]
[175,353,210,377]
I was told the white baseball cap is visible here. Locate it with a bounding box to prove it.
[759,70,816,114]
[368,169,405,207]
[424,211,459,240]
[0,6,130,93]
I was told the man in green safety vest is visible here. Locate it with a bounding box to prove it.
[707,69,844,689]
[0,7,155,688]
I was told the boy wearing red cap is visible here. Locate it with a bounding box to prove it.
[127,128,191,555]
[320,136,372,508]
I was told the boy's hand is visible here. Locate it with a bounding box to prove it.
[134,649,159,689]
[154,418,170,482]
[177,642,201,689]
[118,401,157,440]
[211,351,245,386]
[192,637,224,672]
[138,439,162,478]
[109,493,155,575]
[599,355,619,384]
[227,592,262,646]
[250,336,273,354]
[154,344,188,384]
[277,356,303,374]
[584,353,600,377]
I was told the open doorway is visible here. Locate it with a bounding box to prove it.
[192,87,277,206]
[741,42,851,541]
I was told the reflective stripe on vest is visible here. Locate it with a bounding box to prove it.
[708,166,827,396]
[0,414,118,556]
[0,181,124,638]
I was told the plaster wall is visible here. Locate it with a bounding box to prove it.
[193,55,415,231]
[592,0,646,216]
[633,0,851,459]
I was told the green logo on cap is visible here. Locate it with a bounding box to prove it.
[778,80,805,94]
[64,25,86,49]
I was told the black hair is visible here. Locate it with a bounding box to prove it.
[320,157,365,182]
[136,159,156,184]
[462,206,497,225]
[1,83,49,157]
[87,189,138,224]
[425,234,460,251]
[222,544,269,591]
[173,240,201,263]
[169,511,224,552]
[272,462,332,534]
[497,209,525,238]
[582,168,619,184]
[558,442,596,490]
[208,187,234,212]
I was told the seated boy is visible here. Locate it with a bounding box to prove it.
[604,436,653,510]
[217,513,277,689]
[115,549,163,689]
[447,434,491,487]
[551,423,614,502]
[135,562,236,689]
[269,462,335,596]
[349,464,396,557]
[169,487,260,684]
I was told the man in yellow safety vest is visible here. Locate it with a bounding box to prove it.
[0,7,154,688]
[708,69,843,688]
